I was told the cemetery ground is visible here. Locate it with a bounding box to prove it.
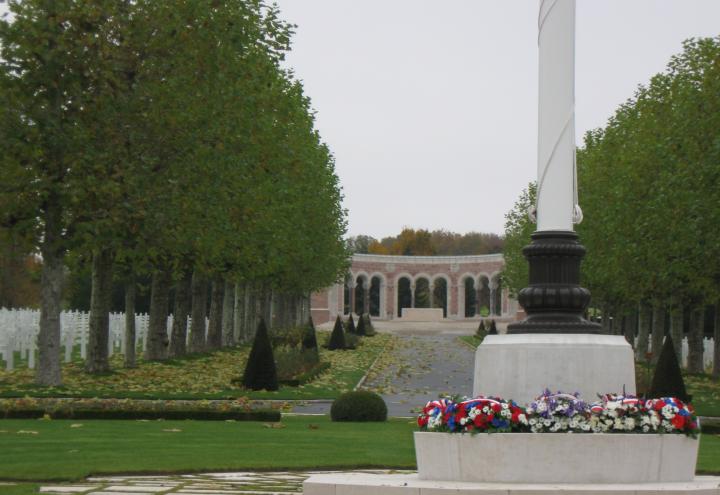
[0,326,719,493]
[0,332,391,401]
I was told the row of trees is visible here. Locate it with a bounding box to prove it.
[348,228,503,256]
[0,0,348,385]
[503,37,720,378]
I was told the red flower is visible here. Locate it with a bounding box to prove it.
[671,414,685,430]
[492,403,502,413]
[654,400,665,411]
[511,410,521,423]
[418,416,428,427]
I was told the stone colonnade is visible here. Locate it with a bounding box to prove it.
[310,254,518,324]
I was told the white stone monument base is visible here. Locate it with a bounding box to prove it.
[303,473,720,494]
[415,432,698,483]
[473,334,636,405]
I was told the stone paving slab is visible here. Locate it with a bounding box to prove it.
[36,470,414,495]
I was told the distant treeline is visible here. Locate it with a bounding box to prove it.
[347,229,503,256]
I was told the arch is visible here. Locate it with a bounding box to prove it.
[354,272,371,315]
[414,277,431,308]
[477,275,491,317]
[431,276,449,317]
[369,272,387,318]
[396,276,413,317]
[463,276,478,317]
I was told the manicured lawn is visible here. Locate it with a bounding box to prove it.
[458,335,482,349]
[0,417,717,483]
[0,483,40,495]
[0,333,392,401]
[0,416,417,481]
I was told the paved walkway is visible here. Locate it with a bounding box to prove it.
[35,470,413,495]
[294,320,483,417]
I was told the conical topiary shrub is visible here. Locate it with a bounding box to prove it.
[302,316,320,362]
[364,313,376,336]
[242,319,278,391]
[648,334,690,402]
[488,320,498,335]
[476,320,487,339]
[346,314,357,335]
[356,313,366,336]
[328,315,346,350]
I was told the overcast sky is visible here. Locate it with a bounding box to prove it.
[273,0,720,239]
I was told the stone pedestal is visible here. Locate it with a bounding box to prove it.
[415,432,698,483]
[473,334,635,405]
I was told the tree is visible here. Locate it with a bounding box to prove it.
[648,335,689,402]
[328,316,346,351]
[501,183,536,297]
[242,320,278,391]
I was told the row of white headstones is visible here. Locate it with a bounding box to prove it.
[0,307,208,370]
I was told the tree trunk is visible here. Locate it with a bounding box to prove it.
[124,278,137,368]
[713,304,720,380]
[233,282,244,344]
[650,305,666,365]
[244,282,254,342]
[189,269,208,353]
[222,280,235,347]
[687,306,705,374]
[669,305,684,365]
[623,309,637,348]
[86,249,114,373]
[36,233,64,386]
[145,269,171,360]
[636,303,651,362]
[169,273,191,357]
[206,277,224,350]
[601,302,611,334]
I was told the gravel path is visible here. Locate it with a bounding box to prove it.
[361,334,475,417]
[291,327,477,417]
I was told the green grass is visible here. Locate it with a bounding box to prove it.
[0,416,417,481]
[0,483,40,495]
[0,417,717,482]
[0,333,392,401]
[458,335,482,348]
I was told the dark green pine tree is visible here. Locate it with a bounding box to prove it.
[488,320,498,335]
[328,315,347,350]
[242,319,278,391]
[476,320,487,339]
[302,316,320,364]
[356,313,366,336]
[648,334,690,402]
[346,314,357,335]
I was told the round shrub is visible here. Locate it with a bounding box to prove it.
[330,391,387,422]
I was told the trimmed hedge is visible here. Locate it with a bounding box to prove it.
[327,315,346,350]
[242,319,279,391]
[0,408,280,421]
[330,390,387,422]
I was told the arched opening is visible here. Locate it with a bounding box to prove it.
[355,275,369,315]
[477,276,490,317]
[397,277,412,317]
[491,274,502,316]
[464,277,477,317]
[369,276,381,317]
[414,278,431,308]
[433,278,448,317]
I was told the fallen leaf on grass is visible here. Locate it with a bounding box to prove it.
[263,422,286,429]
[308,424,319,430]
[70,424,83,428]
[17,430,39,435]
[162,428,182,432]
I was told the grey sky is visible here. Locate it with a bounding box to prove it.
[273,0,720,238]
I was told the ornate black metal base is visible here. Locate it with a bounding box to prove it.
[507,230,602,334]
